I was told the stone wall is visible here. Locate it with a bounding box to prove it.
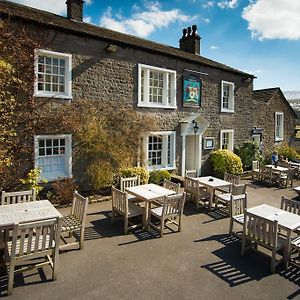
[253,91,296,154]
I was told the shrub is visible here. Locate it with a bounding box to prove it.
[210,149,243,177]
[119,167,149,185]
[275,144,300,161]
[149,170,171,185]
[20,168,47,195]
[234,140,262,170]
[45,178,78,206]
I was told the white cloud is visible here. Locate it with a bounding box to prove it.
[203,17,210,24]
[202,1,214,8]
[242,0,300,40]
[83,16,92,24]
[11,0,66,15]
[210,45,220,50]
[10,0,93,15]
[99,1,193,38]
[217,0,238,9]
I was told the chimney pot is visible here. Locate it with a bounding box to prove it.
[179,24,201,55]
[66,0,84,22]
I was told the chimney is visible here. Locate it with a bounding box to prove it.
[66,0,84,22]
[179,25,201,55]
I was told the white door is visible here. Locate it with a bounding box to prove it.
[184,135,202,174]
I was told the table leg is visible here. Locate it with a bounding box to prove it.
[284,230,292,269]
[208,187,213,211]
[144,201,149,230]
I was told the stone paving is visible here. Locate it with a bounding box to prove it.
[1,179,300,299]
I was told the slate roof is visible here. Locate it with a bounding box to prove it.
[0,0,255,78]
[254,87,297,118]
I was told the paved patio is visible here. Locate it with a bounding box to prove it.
[1,179,300,299]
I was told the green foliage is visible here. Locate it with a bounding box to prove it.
[119,167,149,185]
[211,149,243,176]
[149,170,171,185]
[20,168,47,195]
[234,140,262,170]
[275,144,300,161]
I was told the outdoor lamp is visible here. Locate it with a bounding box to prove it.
[192,120,199,134]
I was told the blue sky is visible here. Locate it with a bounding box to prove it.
[11,0,300,92]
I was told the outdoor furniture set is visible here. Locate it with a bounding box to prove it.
[0,189,88,295]
[252,160,296,188]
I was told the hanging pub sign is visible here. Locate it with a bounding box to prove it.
[183,75,202,107]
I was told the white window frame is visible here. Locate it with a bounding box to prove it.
[34,134,72,181]
[144,131,176,171]
[221,80,234,113]
[34,49,72,99]
[138,63,177,109]
[220,129,234,151]
[275,112,284,142]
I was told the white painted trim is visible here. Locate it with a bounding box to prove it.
[275,112,284,142]
[137,63,177,109]
[221,80,234,113]
[181,135,186,176]
[34,49,72,99]
[220,129,234,151]
[34,134,72,181]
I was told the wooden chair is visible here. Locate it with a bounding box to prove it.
[4,217,61,295]
[215,183,247,209]
[217,172,240,193]
[163,179,180,194]
[120,175,141,203]
[252,160,260,180]
[59,191,88,251]
[279,169,295,188]
[281,196,300,215]
[229,192,247,235]
[148,193,186,237]
[111,186,144,234]
[241,210,286,273]
[1,189,36,205]
[184,177,210,209]
[185,169,198,178]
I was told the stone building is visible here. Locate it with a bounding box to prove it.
[0,0,296,183]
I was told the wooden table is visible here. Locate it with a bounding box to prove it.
[126,184,176,229]
[0,200,62,225]
[247,204,300,268]
[196,176,232,210]
[293,186,300,196]
[265,164,289,173]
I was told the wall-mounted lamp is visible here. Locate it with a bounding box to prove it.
[106,44,118,52]
[192,120,199,134]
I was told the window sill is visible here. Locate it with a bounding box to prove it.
[34,92,73,100]
[147,166,176,171]
[138,103,177,109]
[275,138,284,142]
[39,174,72,182]
[220,109,234,113]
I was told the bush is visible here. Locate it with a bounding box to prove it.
[234,140,262,170]
[20,168,47,195]
[275,144,300,161]
[211,149,243,177]
[45,178,78,206]
[149,170,171,185]
[119,167,149,185]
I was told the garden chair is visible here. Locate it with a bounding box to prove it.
[148,193,186,237]
[278,169,295,188]
[185,169,198,178]
[163,179,181,194]
[281,196,300,215]
[120,175,141,203]
[252,160,260,180]
[217,172,240,193]
[184,177,210,209]
[1,189,36,205]
[59,191,88,251]
[229,192,247,235]
[4,217,61,295]
[215,183,247,210]
[111,186,144,234]
[241,210,286,273]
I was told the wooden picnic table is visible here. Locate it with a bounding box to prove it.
[247,204,300,268]
[125,183,176,229]
[195,176,232,210]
